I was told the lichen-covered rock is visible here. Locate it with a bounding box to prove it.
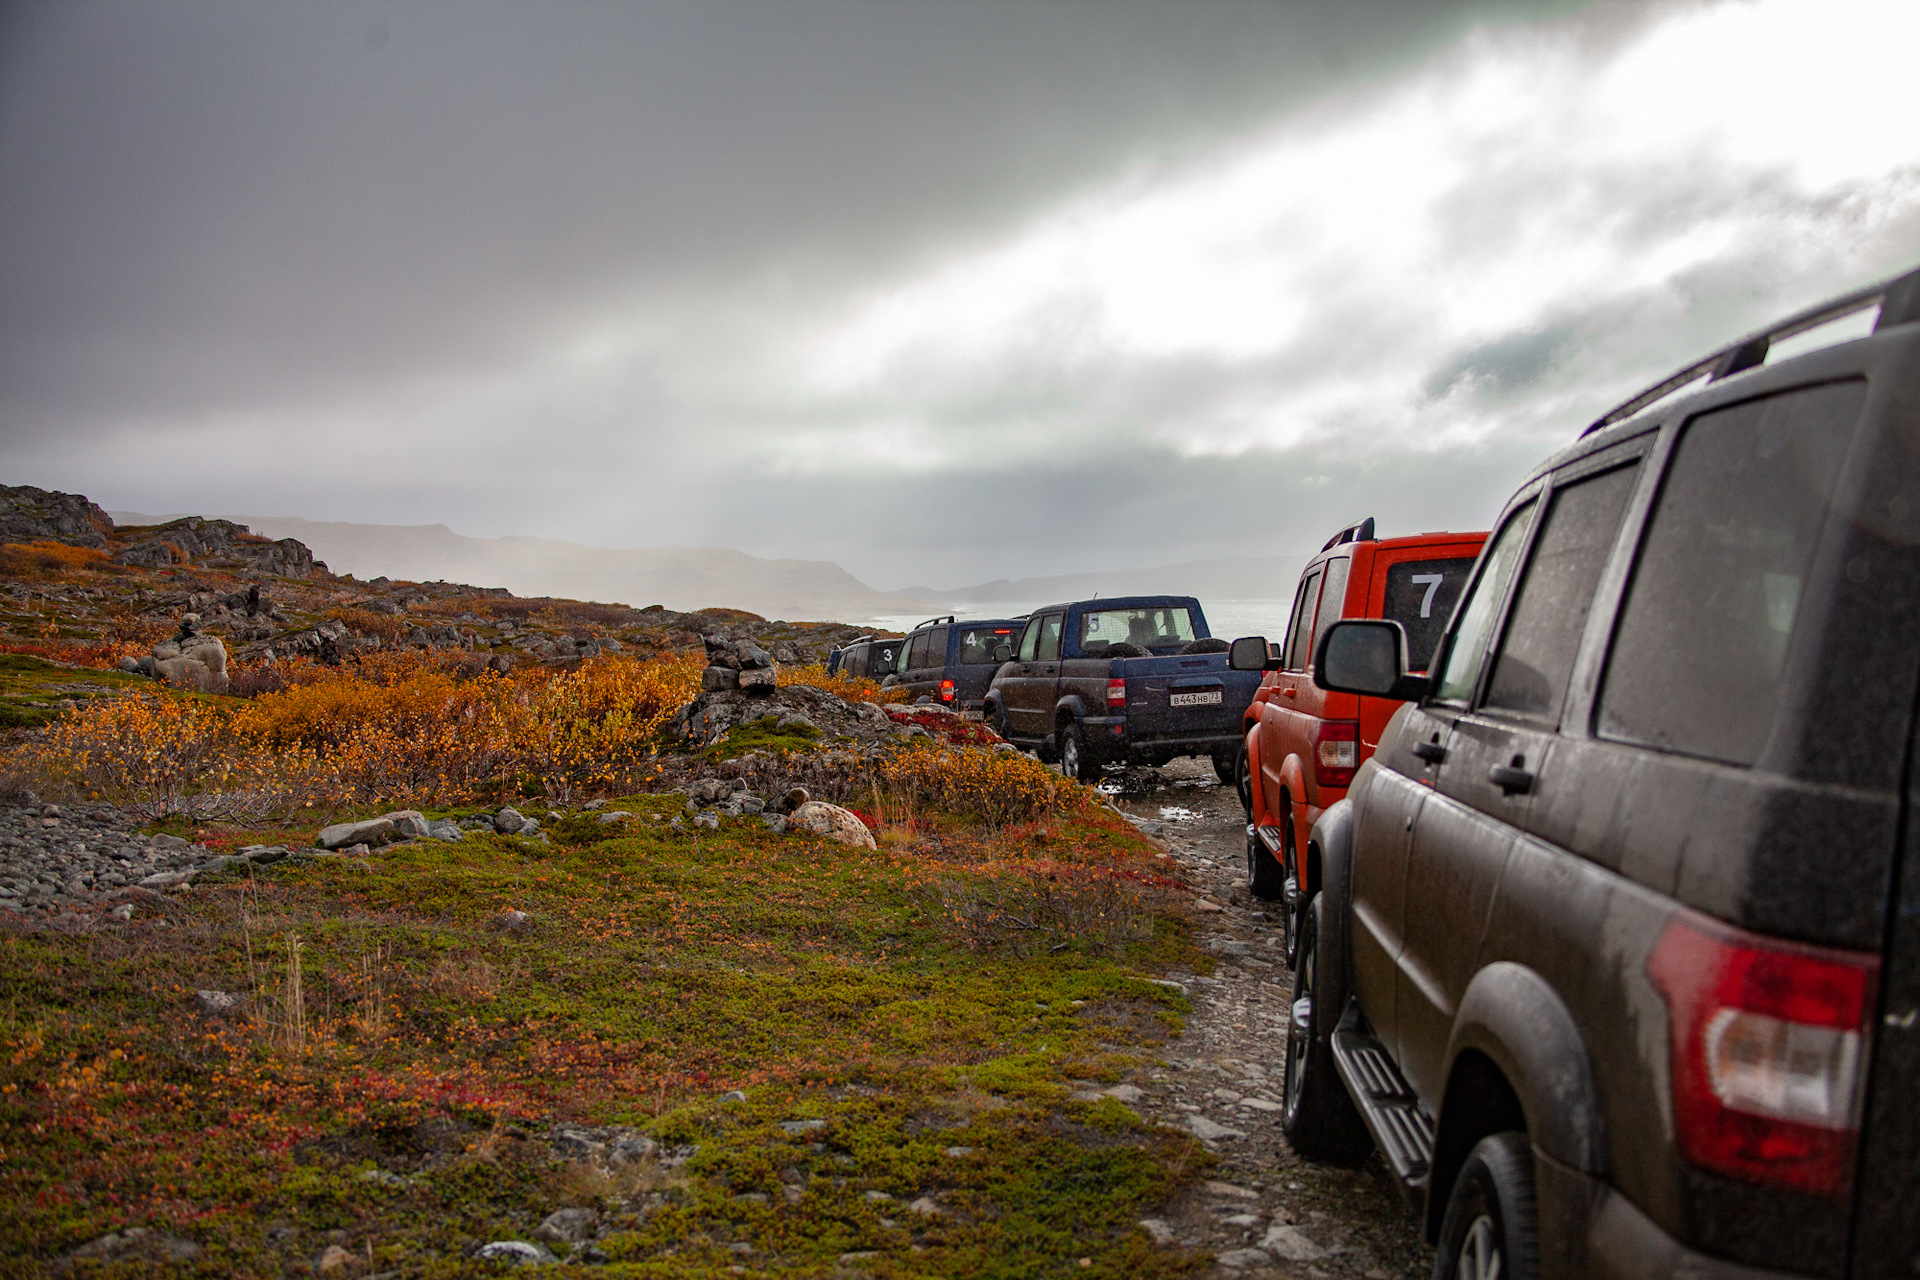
[789,801,875,849]
[316,817,396,850]
[0,484,114,549]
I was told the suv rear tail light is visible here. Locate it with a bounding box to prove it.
[1647,908,1878,1196]
[1311,720,1358,787]
[939,679,955,703]
[1107,679,1126,708]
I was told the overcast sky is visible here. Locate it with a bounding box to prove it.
[3,0,1917,593]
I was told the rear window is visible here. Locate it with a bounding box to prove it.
[1081,606,1197,652]
[1597,380,1867,765]
[1384,557,1477,672]
[956,626,1017,664]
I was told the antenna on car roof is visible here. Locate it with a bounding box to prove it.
[1582,265,1920,438]
[1320,517,1376,551]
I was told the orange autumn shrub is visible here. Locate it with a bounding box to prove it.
[877,741,1081,828]
[0,541,110,578]
[777,663,909,705]
[20,652,705,817]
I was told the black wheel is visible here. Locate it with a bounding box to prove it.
[1282,894,1373,1164]
[1058,719,1097,782]
[1246,827,1285,901]
[1231,740,1254,819]
[1211,748,1236,786]
[1279,799,1301,968]
[1434,1132,1539,1280]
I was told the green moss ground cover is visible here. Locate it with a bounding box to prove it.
[0,795,1212,1277]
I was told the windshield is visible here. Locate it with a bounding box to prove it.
[1081,606,1197,652]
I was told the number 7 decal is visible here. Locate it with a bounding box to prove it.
[1413,573,1444,618]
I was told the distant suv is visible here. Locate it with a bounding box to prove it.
[882,617,1026,710]
[826,635,903,681]
[1229,518,1486,961]
[984,595,1263,780]
[1284,268,1920,1279]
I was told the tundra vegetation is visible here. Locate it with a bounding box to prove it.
[0,515,1218,1278]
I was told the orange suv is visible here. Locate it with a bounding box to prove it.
[1228,517,1485,961]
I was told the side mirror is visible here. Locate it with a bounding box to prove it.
[1314,620,1431,701]
[1229,635,1280,671]
[991,642,1013,663]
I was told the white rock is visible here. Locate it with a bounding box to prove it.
[1215,1247,1271,1269]
[533,1207,598,1243]
[1104,1084,1145,1103]
[316,817,396,850]
[789,801,877,850]
[907,1197,941,1217]
[1187,1116,1246,1141]
[1137,1218,1175,1245]
[1260,1224,1326,1262]
[476,1240,555,1265]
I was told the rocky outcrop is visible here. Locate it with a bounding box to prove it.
[701,633,779,696]
[119,615,230,693]
[0,485,114,550]
[112,516,321,577]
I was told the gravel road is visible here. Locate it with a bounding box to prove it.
[1103,758,1434,1280]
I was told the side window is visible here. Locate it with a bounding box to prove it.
[1433,502,1537,703]
[906,631,930,671]
[1017,621,1040,662]
[924,627,949,668]
[1284,569,1324,671]
[1482,463,1641,724]
[1598,380,1867,765]
[1035,613,1065,662]
[873,642,899,676]
[1309,557,1352,668]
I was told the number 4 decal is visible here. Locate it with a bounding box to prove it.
[1413,573,1444,618]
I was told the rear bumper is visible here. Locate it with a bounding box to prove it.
[1535,1152,1810,1280]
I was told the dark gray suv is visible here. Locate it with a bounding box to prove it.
[1287,267,1920,1279]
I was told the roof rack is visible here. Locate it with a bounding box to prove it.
[914,615,958,629]
[1582,266,1920,438]
[1321,517,1376,551]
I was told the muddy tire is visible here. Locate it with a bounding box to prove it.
[1231,740,1254,819]
[1434,1132,1539,1280]
[1058,719,1097,782]
[1282,894,1373,1165]
[1211,748,1237,786]
[1246,827,1285,901]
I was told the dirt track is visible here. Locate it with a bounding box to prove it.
[1103,758,1433,1280]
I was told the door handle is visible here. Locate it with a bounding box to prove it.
[1488,762,1534,795]
[1280,687,1297,698]
[1413,740,1447,763]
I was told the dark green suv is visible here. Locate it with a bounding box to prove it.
[1288,267,1920,1279]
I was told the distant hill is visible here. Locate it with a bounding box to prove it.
[111,513,937,624]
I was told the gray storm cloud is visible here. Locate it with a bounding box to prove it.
[2,0,1917,593]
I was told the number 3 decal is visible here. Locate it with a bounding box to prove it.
[1413,573,1444,618]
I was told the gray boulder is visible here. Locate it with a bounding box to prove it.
[702,664,740,692]
[731,640,774,670]
[737,667,777,696]
[316,817,396,850]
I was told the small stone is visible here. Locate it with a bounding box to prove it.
[493,807,528,834]
[594,810,633,826]
[194,989,244,1016]
[1260,1224,1326,1262]
[943,1146,973,1157]
[533,1207,599,1244]
[316,1243,355,1274]
[694,810,719,830]
[1187,1116,1246,1141]
[1104,1084,1144,1103]
[720,1090,749,1104]
[1224,1212,1262,1227]
[907,1196,941,1217]
[476,1239,556,1265]
[1137,1218,1175,1245]
[380,809,429,839]
[1194,899,1225,914]
[862,1190,892,1202]
[780,1119,826,1134]
[1205,1181,1260,1200]
[1215,1247,1271,1269]
[109,903,134,921]
[1238,1096,1284,1112]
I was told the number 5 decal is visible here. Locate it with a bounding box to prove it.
[1413,573,1444,618]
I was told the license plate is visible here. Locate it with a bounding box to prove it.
[1169,690,1222,707]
